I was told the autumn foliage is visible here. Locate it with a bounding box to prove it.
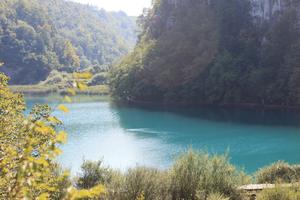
[0,71,105,199]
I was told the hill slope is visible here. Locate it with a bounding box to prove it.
[0,0,136,84]
[110,0,300,107]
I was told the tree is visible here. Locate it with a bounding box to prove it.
[0,0,136,84]
[63,40,80,69]
[0,72,105,199]
[110,0,300,107]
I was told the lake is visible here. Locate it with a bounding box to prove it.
[26,96,300,174]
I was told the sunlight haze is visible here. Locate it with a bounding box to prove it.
[70,0,151,16]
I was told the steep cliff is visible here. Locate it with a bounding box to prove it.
[251,0,300,24]
[251,0,284,19]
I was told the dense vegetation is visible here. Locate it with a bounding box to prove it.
[1,70,300,199]
[75,155,300,200]
[76,151,250,200]
[256,161,300,184]
[1,0,300,198]
[110,0,300,107]
[0,0,136,85]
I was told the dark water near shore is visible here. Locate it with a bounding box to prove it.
[26,95,300,173]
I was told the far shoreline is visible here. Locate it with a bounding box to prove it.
[12,85,300,111]
[115,98,300,112]
[9,85,110,96]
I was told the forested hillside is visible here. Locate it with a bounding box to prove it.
[0,0,136,84]
[110,0,300,107]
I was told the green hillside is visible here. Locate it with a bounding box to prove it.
[0,0,136,84]
[110,0,300,107]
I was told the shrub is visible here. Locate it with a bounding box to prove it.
[105,170,126,200]
[88,73,108,86]
[76,160,113,189]
[122,167,168,200]
[169,150,250,200]
[80,151,251,200]
[257,186,300,200]
[207,193,230,200]
[256,161,300,183]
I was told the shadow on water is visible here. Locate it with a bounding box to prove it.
[110,102,300,128]
[25,95,300,127]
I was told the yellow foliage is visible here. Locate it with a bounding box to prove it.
[53,147,63,156]
[0,73,105,199]
[67,88,76,96]
[77,82,88,91]
[58,104,69,113]
[73,72,93,80]
[48,116,63,125]
[64,95,72,103]
[68,185,106,200]
[56,131,68,144]
[136,192,145,200]
[37,193,50,200]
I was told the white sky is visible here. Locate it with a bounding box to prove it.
[70,0,152,16]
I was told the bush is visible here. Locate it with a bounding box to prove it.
[207,193,230,200]
[76,160,113,189]
[75,151,251,200]
[256,161,300,184]
[257,186,300,200]
[104,167,171,200]
[169,150,250,200]
[88,73,108,86]
[105,170,126,200]
[41,70,71,85]
[122,167,169,200]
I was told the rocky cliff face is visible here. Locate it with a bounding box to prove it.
[251,0,299,20]
[251,0,283,19]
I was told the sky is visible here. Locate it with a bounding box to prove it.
[70,0,152,16]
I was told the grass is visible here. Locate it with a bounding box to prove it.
[9,84,110,96]
[257,185,300,200]
[9,85,58,95]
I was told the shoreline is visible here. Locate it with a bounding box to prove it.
[12,85,300,111]
[116,98,300,111]
[9,85,110,96]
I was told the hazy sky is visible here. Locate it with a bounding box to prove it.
[70,0,152,16]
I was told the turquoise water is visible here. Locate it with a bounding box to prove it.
[26,96,300,174]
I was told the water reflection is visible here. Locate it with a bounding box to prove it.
[25,96,300,174]
[112,103,300,127]
[111,103,300,172]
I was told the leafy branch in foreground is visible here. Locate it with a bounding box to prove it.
[0,72,104,199]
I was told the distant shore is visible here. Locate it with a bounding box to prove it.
[13,85,300,111]
[119,98,300,111]
[9,85,110,96]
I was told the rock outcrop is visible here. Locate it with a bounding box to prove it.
[251,0,300,20]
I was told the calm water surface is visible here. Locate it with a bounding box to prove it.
[26,96,300,174]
